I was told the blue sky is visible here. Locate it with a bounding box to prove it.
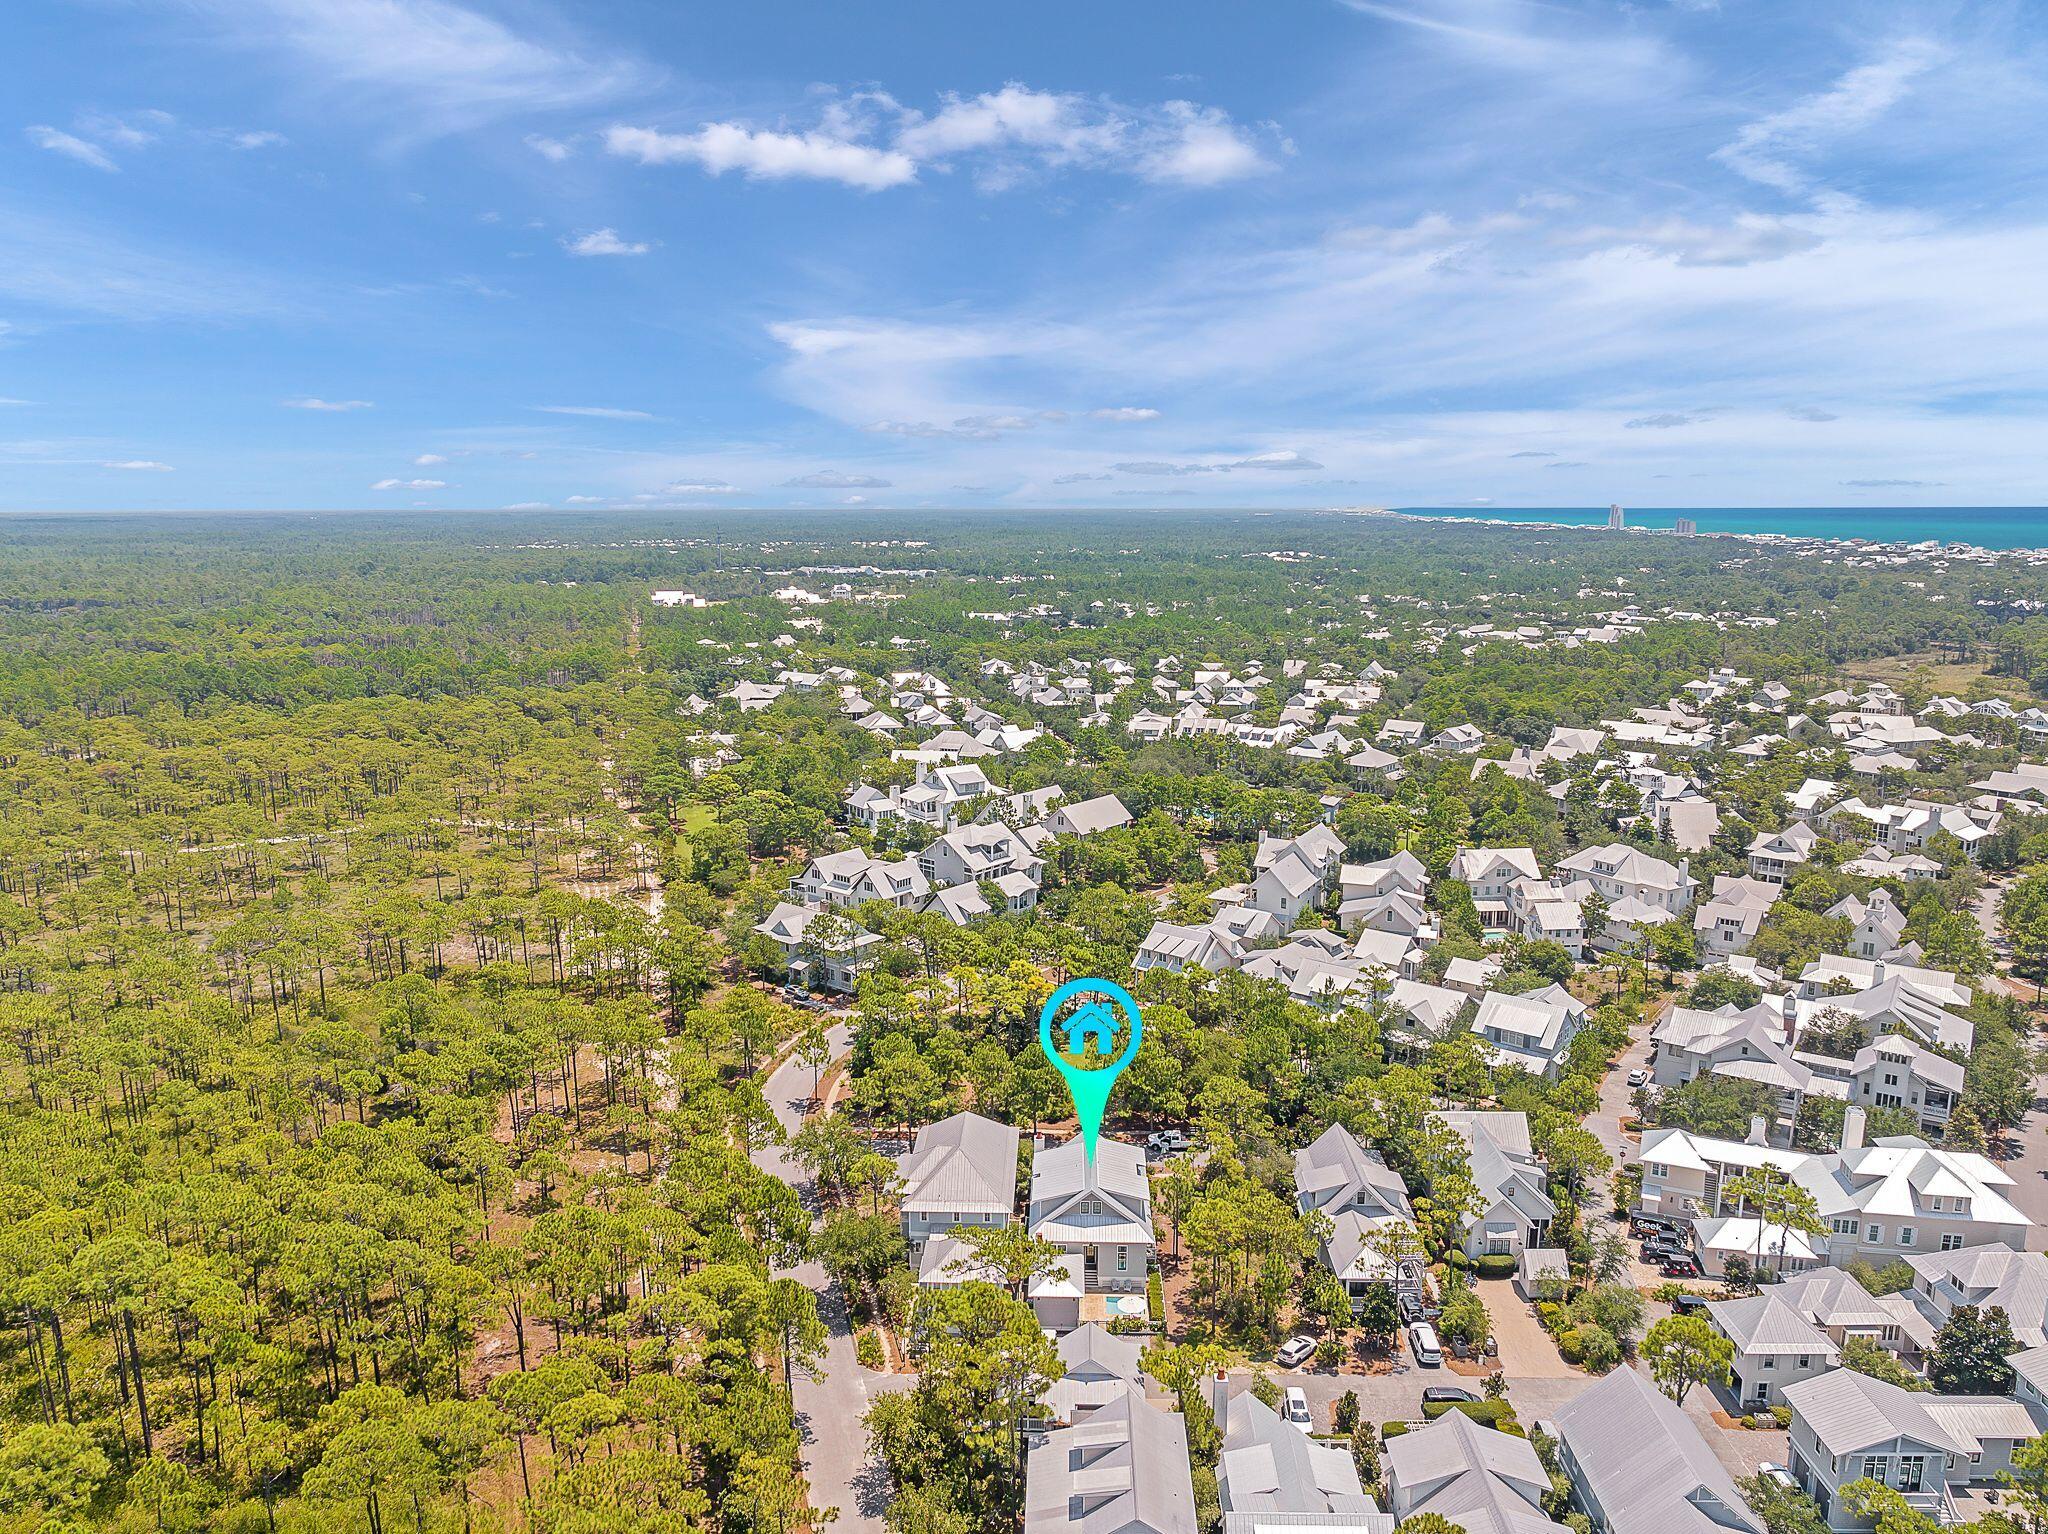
[5,0,2047,511]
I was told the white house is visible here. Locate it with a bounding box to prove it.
[1028,1136,1154,1295]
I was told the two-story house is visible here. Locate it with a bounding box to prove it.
[1782,1369,2040,1530]
[897,1111,1021,1252]
[1028,1136,1154,1295]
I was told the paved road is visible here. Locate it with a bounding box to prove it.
[1590,1007,1655,1164]
[754,1023,907,1532]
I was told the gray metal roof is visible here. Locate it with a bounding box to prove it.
[1025,1384,1197,1534]
[899,1111,1020,1215]
[1215,1388,1374,1518]
[1781,1369,1976,1458]
[1553,1366,1764,1534]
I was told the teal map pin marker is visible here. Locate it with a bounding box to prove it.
[1038,978,1143,1167]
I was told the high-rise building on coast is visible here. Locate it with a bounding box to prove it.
[1608,504,1625,529]
[1675,517,1697,536]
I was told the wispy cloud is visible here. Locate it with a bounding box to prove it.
[371,476,445,489]
[784,469,890,488]
[532,404,656,419]
[606,82,1276,193]
[563,228,650,257]
[161,0,648,138]
[1091,406,1160,421]
[1624,412,1696,429]
[105,459,174,471]
[1715,39,1946,198]
[1112,448,1324,474]
[285,396,373,410]
[0,206,292,322]
[605,123,915,191]
[26,126,118,172]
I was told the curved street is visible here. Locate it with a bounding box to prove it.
[753,1021,908,1532]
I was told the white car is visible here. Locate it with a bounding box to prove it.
[1627,1068,1650,1087]
[1758,1464,1798,1492]
[1275,1335,1317,1369]
[1145,1129,1192,1155]
[1283,1387,1313,1431]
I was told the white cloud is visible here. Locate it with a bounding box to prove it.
[233,129,288,149]
[501,501,550,509]
[1715,39,1946,198]
[1053,472,1112,483]
[413,452,447,464]
[564,228,651,257]
[0,398,34,407]
[533,404,655,418]
[1624,412,1696,429]
[605,123,916,191]
[166,0,646,139]
[285,396,374,410]
[607,82,1273,194]
[80,111,172,149]
[784,469,891,488]
[27,126,117,172]
[371,476,444,489]
[1091,406,1160,421]
[1568,215,1823,268]
[1336,0,1682,100]
[105,460,174,471]
[1112,449,1323,474]
[1232,448,1322,470]
[663,479,741,494]
[526,134,572,161]
[867,413,1036,439]
[1140,102,1274,185]
[565,494,605,503]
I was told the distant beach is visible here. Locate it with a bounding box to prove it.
[1382,505,2048,551]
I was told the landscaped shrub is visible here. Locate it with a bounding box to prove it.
[1565,1324,1621,1372]
[1316,1338,1343,1368]
[1381,1421,1410,1441]
[1351,1420,1380,1488]
[1475,1254,1518,1279]
[1440,1289,1491,1351]
[1148,1270,1166,1322]
[855,1328,885,1369]
[1536,1302,1564,1332]
[1334,1391,1361,1434]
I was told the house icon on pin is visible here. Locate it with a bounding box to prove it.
[1062,998,1119,1056]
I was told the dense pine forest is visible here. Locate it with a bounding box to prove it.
[1,509,2046,1534]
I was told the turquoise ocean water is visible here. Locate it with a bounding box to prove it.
[1390,506,2047,549]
